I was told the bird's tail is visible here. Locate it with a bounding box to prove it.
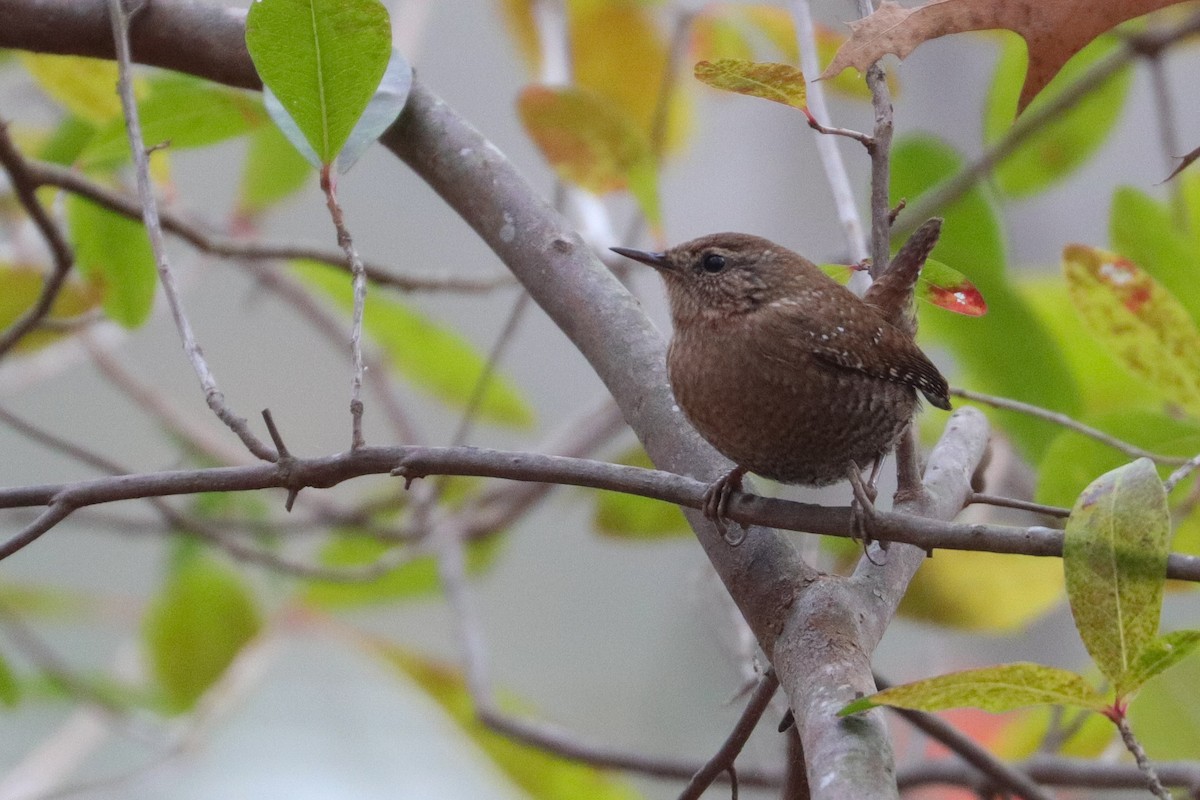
[863,218,943,335]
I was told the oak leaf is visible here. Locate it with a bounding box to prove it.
[821,0,1188,112]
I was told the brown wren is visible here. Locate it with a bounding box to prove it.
[612,219,951,538]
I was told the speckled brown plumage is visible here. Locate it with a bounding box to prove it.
[612,219,950,498]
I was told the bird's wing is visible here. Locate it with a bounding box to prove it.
[755,302,951,410]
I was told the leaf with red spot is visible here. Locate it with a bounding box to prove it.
[820,258,986,316]
[1063,244,1200,417]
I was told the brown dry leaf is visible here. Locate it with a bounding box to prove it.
[821,0,1189,112]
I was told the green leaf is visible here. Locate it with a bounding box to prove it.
[373,644,642,800]
[38,115,97,166]
[1120,630,1200,694]
[66,195,157,328]
[892,134,1079,459]
[1064,459,1170,694]
[142,554,262,714]
[839,664,1109,717]
[693,59,807,110]
[81,75,268,168]
[1128,644,1200,758]
[517,85,661,231]
[1063,244,1200,418]
[305,533,504,609]
[593,447,688,539]
[1109,186,1200,324]
[293,261,534,427]
[238,121,314,214]
[0,651,20,708]
[245,0,393,165]
[984,33,1131,197]
[19,53,127,124]
[1036,410,1200,509]
[1019,278,1152,415]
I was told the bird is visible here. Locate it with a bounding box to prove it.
[611,219,951,541]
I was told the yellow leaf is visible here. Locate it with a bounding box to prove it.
[517,85,661,228]
[694,59,807,110]
[19,53,145,124]
[0,264,102,353]
[900,548,1063,631]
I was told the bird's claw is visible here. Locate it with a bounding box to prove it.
[847,464,885,563]
[703,466,748,546]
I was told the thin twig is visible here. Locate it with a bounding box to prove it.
[447,292,530,449]
[0,121,76,359]
[856,0,894,277]
[895,11,1200,234]
[678,669,779,800]
[24,158,512,294]
[1165,453,1200,494]
[4,444,1200,580]
[1116,716,1174,800]
[897,756,1200,794]
[318,166,369,450]
[968,493,1070,519]
[952,387,1192,466]
[106,0,275,462]
[790,0,868,263]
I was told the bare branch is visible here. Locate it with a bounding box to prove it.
[0,122,76,359]
[679,669,779,800]
[953,387,1192,466]
[106,0,275,462]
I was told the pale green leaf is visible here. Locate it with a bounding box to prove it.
[66,195,157,328]
[0,651,19,708]
[1128,644,1200,759]
[593,448,688,539]
[305,534,504,608]
[694,59,807,110]
[1120,630,1200,694]
[238,121,314,214]
[373,644,643,800]
[1063,244,1200,417]
[984,33,1131,197]
[293,261,534,427]
[1064,458,1170,692]
[19,53,127,124]
[840,663,1109,717]
[142,555,262,713]
[82,75,267,167]
[245,0,392,164]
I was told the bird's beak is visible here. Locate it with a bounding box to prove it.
[610,246,669,271]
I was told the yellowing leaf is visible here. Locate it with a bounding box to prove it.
[501,0,689,152]
[900,549,1062,631]
[840,664,1109,717]
[372,643,642,800]
[294,261,534,427]
[694,59,807,110]
[1063,244,1200,417]
[19,53,136,124]
[517,85,661,228]
[1064,458,1170,695]
[0,264,101,353]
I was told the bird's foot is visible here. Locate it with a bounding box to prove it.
[847,463,886,565]
[703,465,748,546]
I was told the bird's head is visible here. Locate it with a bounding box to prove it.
[612,233,827,325]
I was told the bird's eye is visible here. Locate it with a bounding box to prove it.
[701,253,726,273]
